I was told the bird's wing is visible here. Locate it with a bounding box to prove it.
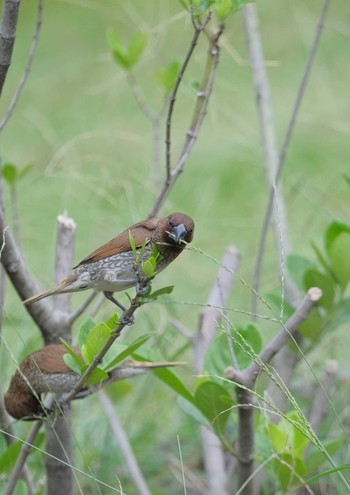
[75,217,160,266]
[28,345,81,374]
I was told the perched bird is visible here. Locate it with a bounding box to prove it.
[4,345,81,420]
[23,212,194,308]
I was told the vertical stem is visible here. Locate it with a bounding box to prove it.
[237,389,256,495]
[44,212,76,495]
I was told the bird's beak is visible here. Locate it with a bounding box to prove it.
[169,223,187,244]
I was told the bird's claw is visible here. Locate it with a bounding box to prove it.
[136,281,150,296]
[120,313,135,326]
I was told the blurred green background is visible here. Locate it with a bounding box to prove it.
[1,0,350,492]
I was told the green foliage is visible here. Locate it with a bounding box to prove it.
[189,0,253,18]
[61,317,155,385]
[0,441,22,473]
[107,30,147,70]
[1,161,32,186]
[205,323,263,375]
[156,61,180,93]
[193,380,234,435]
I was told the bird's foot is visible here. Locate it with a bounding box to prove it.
[136,281,151,296]
[119,311,135,326]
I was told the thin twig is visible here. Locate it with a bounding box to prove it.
[225,288,321,495]
[164,14,207,183]
[149,18,223,218]
[0,0,21,96]
[69,291,97,323]
[249,0,331,312]
[242,3,293,316]
[99,390,152,495]
[0,0,43,132]
[58,281,150,406]
[229,288,322,388]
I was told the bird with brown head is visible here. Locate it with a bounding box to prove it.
[23,212,194,309]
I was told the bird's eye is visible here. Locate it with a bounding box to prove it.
[168,218,174,228]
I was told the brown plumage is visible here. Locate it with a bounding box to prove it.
[4,345,81,420]
[23,212,194,307]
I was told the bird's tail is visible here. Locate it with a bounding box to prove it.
[23,275,77,306]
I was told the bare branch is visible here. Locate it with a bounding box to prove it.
[242,3,297,316]
[0,0,43,132]
[53,212,76,315]
[226,288,322,389]
[69,291,97,323]
[0,0,20,96]
[246,0,331,312]
[0,210,67,340]
[149,17,223,218]
[99,390,152,495]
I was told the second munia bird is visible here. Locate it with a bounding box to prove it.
[24,212,194,308]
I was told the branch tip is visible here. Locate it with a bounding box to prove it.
[307,287,322,302]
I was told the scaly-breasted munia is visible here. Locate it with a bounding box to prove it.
[4,345,81,420]
[23,212,194,308]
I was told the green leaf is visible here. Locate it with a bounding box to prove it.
[107,29,130,69]
[328,231,350,291]
[190,0,215,16]
[303,269,335,310]
[231,0,253,14]
[156,61,180,93]
[107,30,146,70]
[128,229,137,256]
[330,297,350,330]
[325,221,350,256]
[274,453,305,491]
[60,338,84,369]
[286,254,315,291]
[82,323,111,364]
[63,354,82,375]
[311,241,333,279]
[81,365,109,386]
[102,333,154,371]
[152,367,194,403]
[78,316,96,348]
[105,313,120,331]
[0,441,22,473]
[214,0,232,20]
[13,479,27,495]
[194,381,234,435]
[281,411,309,457]
[205,323,263,375]
[298,308,325,342]
[2,162,18,185]
[142,259,156,278]
[128,32,147,68]
[146,285,175,300]
[265,422,289,453]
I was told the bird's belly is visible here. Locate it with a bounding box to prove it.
[73,252,140,293]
